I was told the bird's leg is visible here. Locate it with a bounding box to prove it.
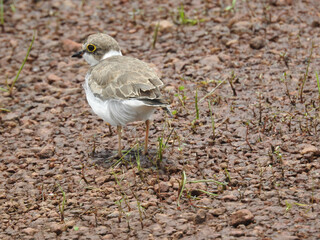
[117,126,122,157]
[144,120,150,155]
[107,122,112,135]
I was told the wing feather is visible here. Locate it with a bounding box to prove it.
[87,56,164,101]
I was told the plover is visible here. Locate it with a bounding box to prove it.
[72,33,170,157]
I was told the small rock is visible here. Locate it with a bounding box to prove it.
[38,145,55,159]
[270,0,292,6]
[230,209,254,226]
[300,145,319,155]
[218,53,231,62]
[311,21,320,28]
[194,209,206,224]
[108,210,119,218]
[174,60,188,72]
[226,39,238,47]
[154,181,170,192]
[96,226,109,235]
[102,234,114,240]
[231,21,252,34]
[212,25,230,38]
[2,112,20,121]
[211,207,226,216]
[172,231,184,239]
[230,230,245,237]
[199,55,221,68]
[61,39,82,53]
[250,37,266,50]
[95,175,110,185]
[49,222,64,235]
[23,227,37,235]
[222,194,238,201]
[47,74,62,83]
[152,20,175,33]
[65,220,76,228]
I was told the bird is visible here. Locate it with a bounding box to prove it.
[72,33,171,157]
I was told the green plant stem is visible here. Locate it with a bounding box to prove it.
[316,71,320,99]
[9,30,36,96]
[152,21,159,49]
[0,0,4,25]
[208,100,215,139]
[177,170,187,208]
[188,179,227,185]
[299,42,314,103]
[199,79,227,103]
[0,108,10,112]
[195,88,199,119]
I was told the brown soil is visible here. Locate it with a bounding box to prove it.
[1,0,320,239]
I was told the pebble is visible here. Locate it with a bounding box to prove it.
[230,209,254,226]
[22,227,37,235]
[154,181,170,192]
[210,207,226,216]
[47,73,62,84]
[38,145,55,159]
[231,21,252,34]
[49,222,65,235]
[194,209,206,224]
[250,37,266,50]
[152,20,175,33]
[61,39,82,53]
[300,145,319,155]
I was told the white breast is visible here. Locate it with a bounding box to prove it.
[83,77,156,126]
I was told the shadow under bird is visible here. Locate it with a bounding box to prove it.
[72,33,171,157]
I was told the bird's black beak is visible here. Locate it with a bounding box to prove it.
[72,50,84,58]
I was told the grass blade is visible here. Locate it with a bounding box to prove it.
[188,179,227,185]
[299,42,314,103]
[0,0,4,25]
[177,170,187,208]
[316,71,320,99]
[9,30,36,96]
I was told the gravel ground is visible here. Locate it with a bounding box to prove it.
[1,0,320,239]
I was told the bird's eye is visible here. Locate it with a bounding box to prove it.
[87,44,96,52]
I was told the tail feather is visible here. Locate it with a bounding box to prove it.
[139,98,173,117]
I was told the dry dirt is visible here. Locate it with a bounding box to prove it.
[1,0,320,239]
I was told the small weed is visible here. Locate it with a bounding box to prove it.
[177,4,203,25]
[111,143,138,168]
[227,70,237,96]
[177,170,187,209]
[280,51,289,68]
[73,226,79,231]
[175,85,187,107]
[208,100,216,139]
[191,89,200,130]
[57,184,67,222]
[285,200,310,213]
[224,168,231,183]
[195,89,199,120]
[0,0,3,25]
[135,144,141,172]
[280,72,295,105]
[177,171,227,208]
[299,42,314,103]
[316,71,320,100]
[157,128,174,165]
[199,78,227,103]
[225,0,237,13]
[152,21,160,49]
[1,31,36,97]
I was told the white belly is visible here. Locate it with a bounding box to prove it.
[83,79,156,126]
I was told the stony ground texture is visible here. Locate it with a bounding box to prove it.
[1,0,320,239]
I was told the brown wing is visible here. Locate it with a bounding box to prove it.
[87,56,164,101]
